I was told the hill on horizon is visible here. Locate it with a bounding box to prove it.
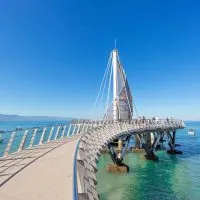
[0,114,74,121]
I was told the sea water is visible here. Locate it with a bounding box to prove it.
[0,121,67,130]
[96,121,200,200]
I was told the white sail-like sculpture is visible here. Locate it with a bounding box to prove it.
[103,49,133,121]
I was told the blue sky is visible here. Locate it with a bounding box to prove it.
[0,0,199,120]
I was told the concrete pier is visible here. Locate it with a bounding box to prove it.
[0,136,79,200]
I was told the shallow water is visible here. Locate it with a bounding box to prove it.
[96,121,200,200]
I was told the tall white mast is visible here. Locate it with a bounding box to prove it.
[101,48,133,121]
[112,49,119,121]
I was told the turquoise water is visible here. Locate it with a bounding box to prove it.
[97,121,200,200]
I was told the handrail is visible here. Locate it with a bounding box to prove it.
[73,134,84,200]
[0,122,76,158]
[73,125,105,200]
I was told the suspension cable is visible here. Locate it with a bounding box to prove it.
[100,55,111,103]
[92,53,112,117]
[105,61,113,116]
[133,96,139,118]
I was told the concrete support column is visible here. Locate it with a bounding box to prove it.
[118,139,123,150]
[117,139,123,158]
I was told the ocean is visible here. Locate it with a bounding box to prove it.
[0,121,68,131]
[96,121,200,200]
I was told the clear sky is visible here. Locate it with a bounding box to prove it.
[0,0,199,120]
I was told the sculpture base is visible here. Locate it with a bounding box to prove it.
[106,164,129,173]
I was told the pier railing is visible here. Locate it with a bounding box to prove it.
[0,124,66,157]
[0,121,90,158]
[0,118,112,158]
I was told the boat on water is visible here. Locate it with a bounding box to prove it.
[188,129,195,136]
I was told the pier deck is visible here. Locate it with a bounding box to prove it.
[0,136,79,200]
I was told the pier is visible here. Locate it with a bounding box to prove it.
[0,48,185,200]
[0,137,79,200]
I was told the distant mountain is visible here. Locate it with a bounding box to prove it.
[0,114,74,121]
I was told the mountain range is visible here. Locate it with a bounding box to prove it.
[0,114,74,121]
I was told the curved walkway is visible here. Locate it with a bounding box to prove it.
[74,120,185,200]
[0,136,80,200]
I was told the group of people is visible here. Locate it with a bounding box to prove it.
[134,116,174,124]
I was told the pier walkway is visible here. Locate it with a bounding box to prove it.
[0,136,80,200]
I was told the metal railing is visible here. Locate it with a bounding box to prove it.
[73,134,84,200]
[0,121,90,158]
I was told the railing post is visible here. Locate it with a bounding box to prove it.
[29,128,38,148]
[91,122,94,130]
[39,127,47,145]
[4,131,16,157]
[76,125,81,135]
[18,130,28,152]
[47,126,54,142]
[81,123,86,133]
[79,124,83,133]
[88,123,91,131]
[61,125,67,138]
[82,123,86,133]
[54,126,61,140]
[72,124,77,135]
[85,123,89,132]
[67,124,72,136]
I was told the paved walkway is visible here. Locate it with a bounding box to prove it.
[0,136,80,200]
